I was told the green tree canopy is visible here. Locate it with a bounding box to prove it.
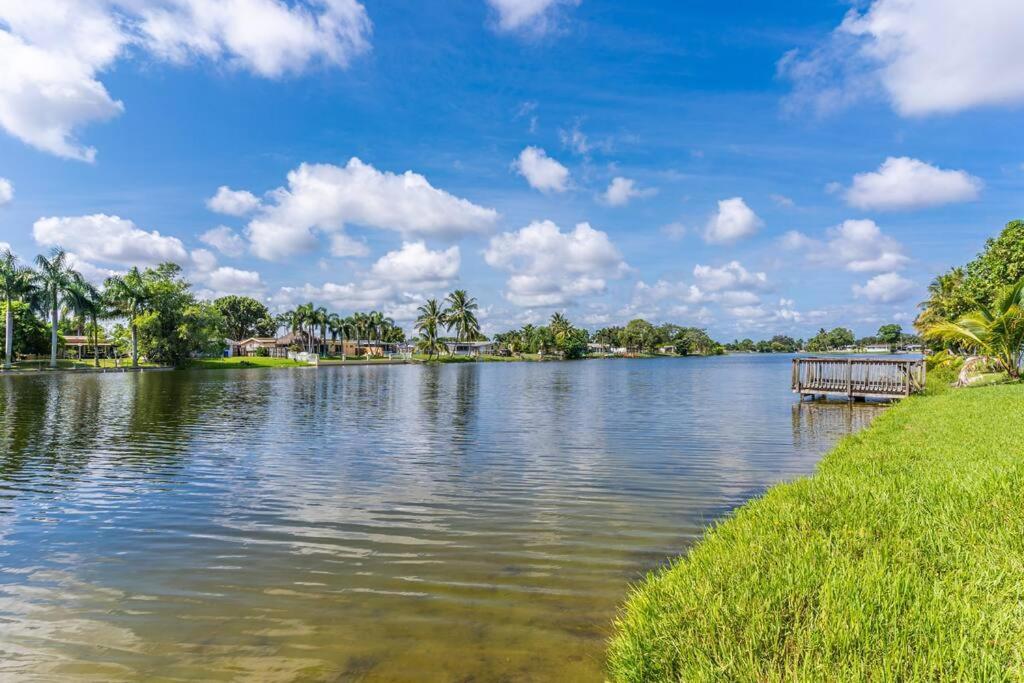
[213,295,275,341]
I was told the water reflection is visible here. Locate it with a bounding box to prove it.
[0,355,880,681]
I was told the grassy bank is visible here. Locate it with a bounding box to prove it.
[608,381,1024,681]
[188,357,309,370]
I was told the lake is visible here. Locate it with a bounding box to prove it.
[0,355,884,681]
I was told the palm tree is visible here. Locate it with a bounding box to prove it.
[443,290,480,342]
[64,278,104,367]
[0,249,36,370]
[925,279,1024,382]
[550,312,572,343]
[104,267,149,367]
[34,248,81,368]
[916,267,968,333]
[415,299,445,359]
[367,310,386,349]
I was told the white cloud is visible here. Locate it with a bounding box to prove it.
[370,241,460,287]
[189,246,265,297]
[513,146,570,194]
[0,0,371,161]
[246,158,499,260]
[819,219,909,272]
[780,0,1024,116]
[33,214,189,266]
[853,272,915,303]
[207,186,262,216]
[328,233,370,258]
[0,178,13,205]
[65,252,120,284]
[601,177,656,207]
[704,197,763,244]
[200,226,247,257]
[770,193,795,208]
[137,0,371,78]
[270,280,394,312]
[842,157,982,211]
[693,261,768,292]
[486,0,580,33]
[484,220,628,307]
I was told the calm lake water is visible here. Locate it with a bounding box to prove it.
[0,355,884,681]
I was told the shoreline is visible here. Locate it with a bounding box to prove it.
[607,379,1024,680]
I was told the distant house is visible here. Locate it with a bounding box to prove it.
[62,335,116,359]
[587,342,611,354]
[863,344,891,353]
[238,337,287,357]
[326,340,400,357]
[444,341,495,357]
[657,345,676,355]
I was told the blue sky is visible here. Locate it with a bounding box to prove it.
[0,0,1021,339]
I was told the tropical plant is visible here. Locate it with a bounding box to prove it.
[34,248,81,368]
[64,278,104,367]
[925,279,1024,382]
[549,312,571,344]
[104,267,150,367]
[443,290,480,342]
[415,299,445,359]
[0,249,36,369]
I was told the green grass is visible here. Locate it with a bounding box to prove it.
[188,357,310,370]
[607,381,1024,681]
[1,358,159,371]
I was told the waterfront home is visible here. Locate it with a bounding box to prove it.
[445,341,496,357]
[238,337,289,357]
[62,335,116,359]
[863,343,892,353]
[588,342,611,354]
[326,340,399,357]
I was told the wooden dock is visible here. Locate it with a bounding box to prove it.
[792,357,925,400]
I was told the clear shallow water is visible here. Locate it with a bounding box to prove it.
[0,355,883,681]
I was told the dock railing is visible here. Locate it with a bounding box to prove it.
[792,357,926,400]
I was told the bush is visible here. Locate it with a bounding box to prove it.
[253,347,270,358]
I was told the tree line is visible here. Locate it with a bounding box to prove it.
[917,220,1024,380]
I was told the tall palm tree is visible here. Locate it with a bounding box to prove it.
[104,267,149,367]
[550,312,572,343]
[443,290,480,342]
[312,305,329,355]
[367,310,385,348]
[415,299,445,359]
[0,249,36,370]
[34,248,80,368]
[925,278,1024,382]
[916,267,968,333]
[65,278,103,367]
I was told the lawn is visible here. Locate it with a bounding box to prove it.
[607,380,1024,681]
[188,357,310,370]
[1,358,159,371]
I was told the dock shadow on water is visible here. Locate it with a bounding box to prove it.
[0,354,886,681]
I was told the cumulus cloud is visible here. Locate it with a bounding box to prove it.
[33,214,189,266]
[842,157,982,211]
[0,178,11,205]
[246,158,499,260]
[270,280,395,313]
[207,186,262,216]
[784,219,908,273]
[370,241,460,287]
[704,197,763,244]
[484,220,628,307]
[200,226,247,257]
[513,146,570,194]
[779,0,1024,116]
[136,0,371,78]
[692,261,768,292]
[601,177,656,207]
[853,272,915,303]
[486,0,580,33]
[190,247,265,296]
[0,0,371,161]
